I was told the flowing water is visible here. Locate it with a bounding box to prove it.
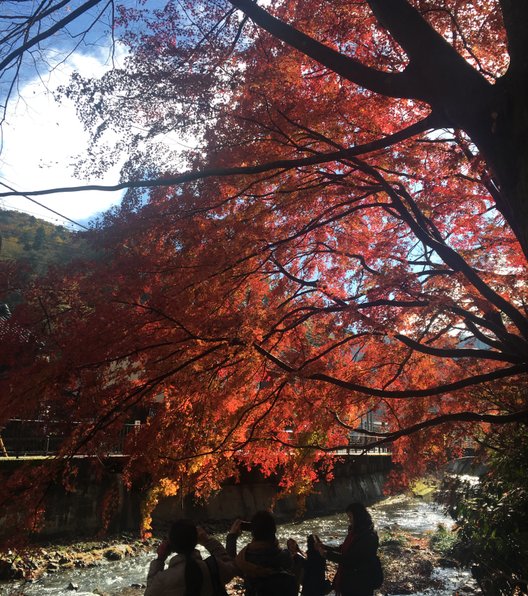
[2,497,475,596]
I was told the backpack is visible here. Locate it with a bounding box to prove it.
[250,571,298,596]
[205,555,229,596]
[370,555,384,589]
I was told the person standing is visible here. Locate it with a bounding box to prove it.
[301,534,332,596]
[145,518,236,596]
[315,503,383,596]
[227,510,297,596]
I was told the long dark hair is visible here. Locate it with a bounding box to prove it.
[168,519,203,596]
[346,502,374,533]
[250,510,277,542]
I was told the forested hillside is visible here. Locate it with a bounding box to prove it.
[0,209,90,274]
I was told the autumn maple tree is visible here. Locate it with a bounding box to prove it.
[1,0,528,538]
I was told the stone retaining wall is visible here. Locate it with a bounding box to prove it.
[0,454,391,539]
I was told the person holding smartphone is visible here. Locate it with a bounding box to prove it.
[314,503,383,596]
[226,511,297,596]
[145,518,236,596]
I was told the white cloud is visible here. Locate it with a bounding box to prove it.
[0,45,128,229]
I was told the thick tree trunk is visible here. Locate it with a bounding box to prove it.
[368,0,528,261]
[464,77,528,262]
[231,0,528,259]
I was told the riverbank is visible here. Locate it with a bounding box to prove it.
[0,535,155,584]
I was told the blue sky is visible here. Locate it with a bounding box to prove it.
[0,1,132,228]
[0,0,235,229]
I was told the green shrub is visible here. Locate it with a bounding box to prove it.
[429,523,458,556]
[449,425,528,595]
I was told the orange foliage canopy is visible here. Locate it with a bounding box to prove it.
[1,0,527,539]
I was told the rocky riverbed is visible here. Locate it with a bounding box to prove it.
[0,535,155,585]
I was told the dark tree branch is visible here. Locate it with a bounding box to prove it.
[367,0,490,98]
[348,156,528,340]
[253,343,528,398]
[394,333,524,364]
[267,407,528,453]
[0,0,106,73]
[271,256,318,288]
[0,114,441,199]
[0,181,89,230]
[308,366,527,399]
[228,0,415,99]
[63,344,225,457]
[330,407,528,449]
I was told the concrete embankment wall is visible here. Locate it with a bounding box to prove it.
[155,454,390,527]
[0,454,391,539]
[443,456,487,477]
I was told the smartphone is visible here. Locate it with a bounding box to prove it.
[240,521,252,531]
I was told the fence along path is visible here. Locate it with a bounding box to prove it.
[0,419,390,458]
[0,419,141,457]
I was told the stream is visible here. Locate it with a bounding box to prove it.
[2,497,477,596]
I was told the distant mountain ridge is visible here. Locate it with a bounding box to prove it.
[0,209,91,274]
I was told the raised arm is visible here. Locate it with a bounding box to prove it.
[198,527,238,584]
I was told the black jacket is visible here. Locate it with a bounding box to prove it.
[226,533,295,596]
[325,529,379,596]
[302,550,329,596]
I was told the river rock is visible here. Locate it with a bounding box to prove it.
[104,545,133,560]
[392,583,414,594]
[62,561,75,569]
[438,557,459,568]
[67,581,79,590]
[458,583,480,594]
[414,557,434,576]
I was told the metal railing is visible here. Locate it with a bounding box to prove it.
[0,419,141,457]
[332,434,391,455]
[0,419,390,458]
